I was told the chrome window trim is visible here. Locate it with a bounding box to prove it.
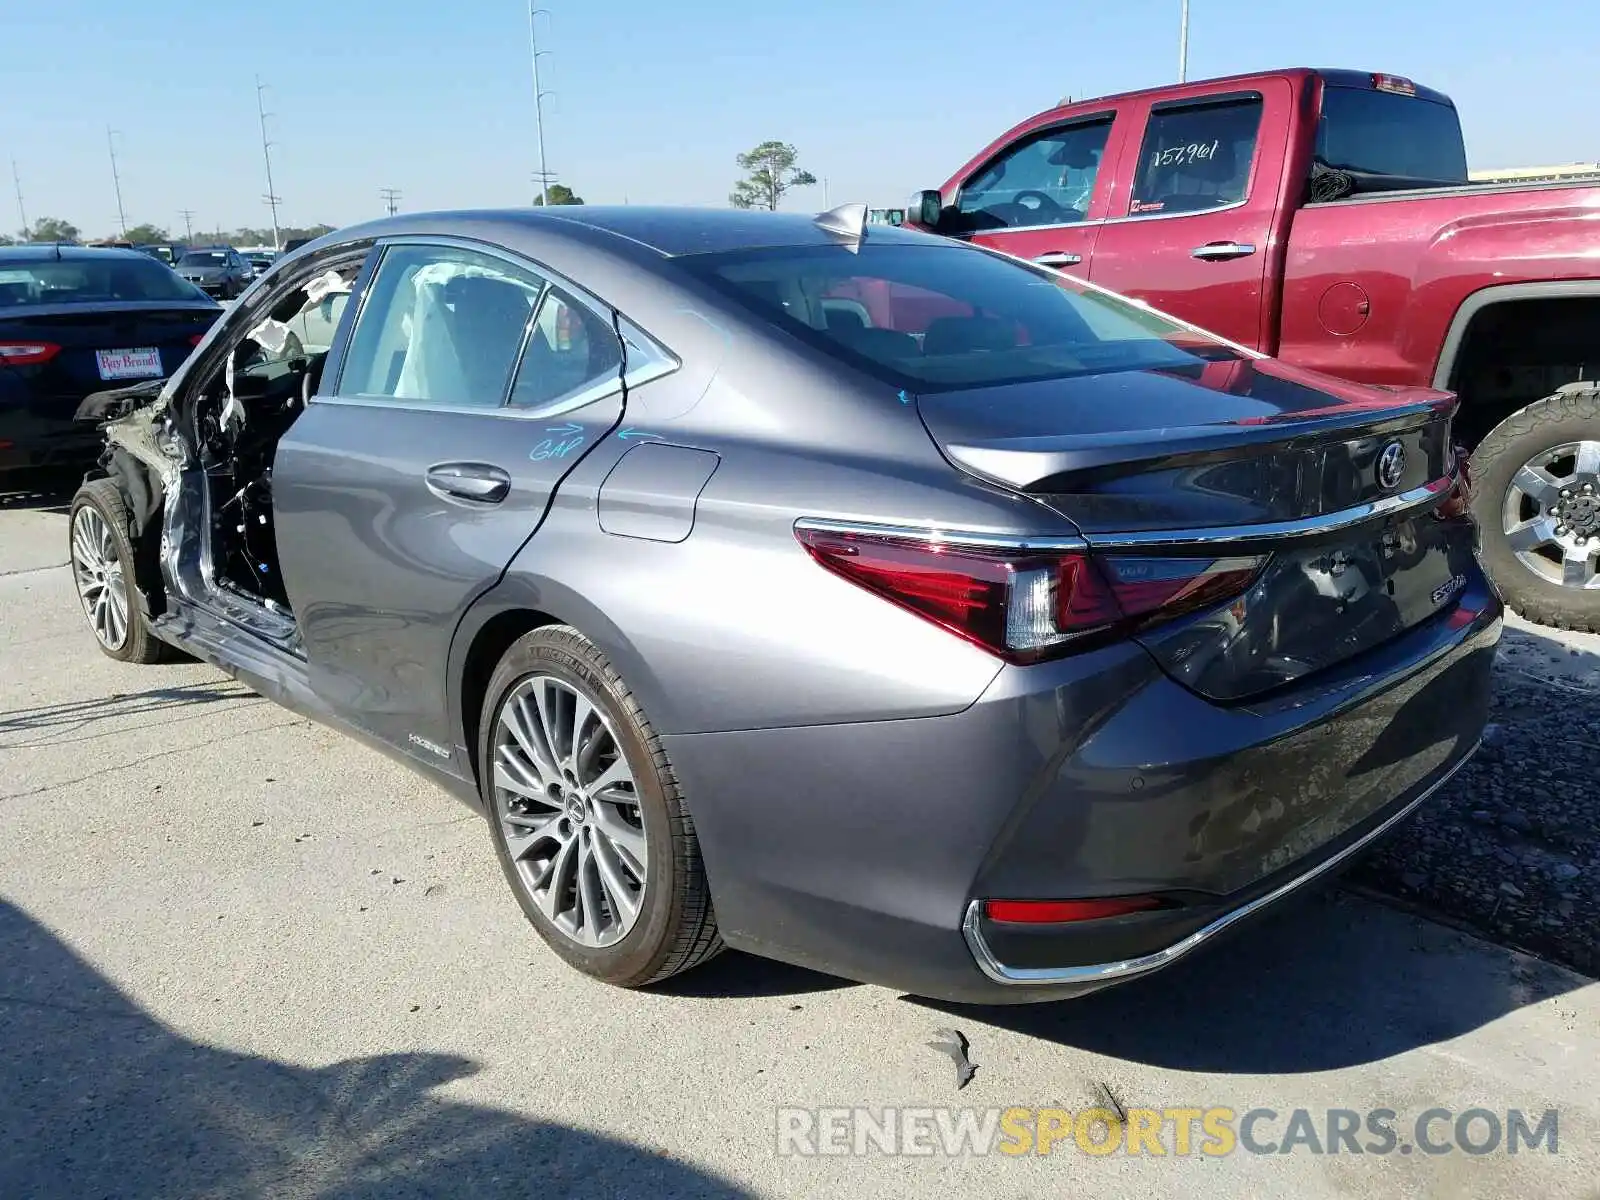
[963,740,1480,987]
[314,233,681,417]
[793,517,1087,553]
[955,196,1252,240]
[1080,478,1452,550]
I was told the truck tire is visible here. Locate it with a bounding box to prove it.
[1470,385,1600,631]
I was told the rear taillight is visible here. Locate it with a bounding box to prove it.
[794,524,1264,663]
[189,333,206,346]
[1435,448,1473,521]
[0,341,61,365]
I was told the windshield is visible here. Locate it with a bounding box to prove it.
[179,251,229,266]
[0,258,210,305]
[1316,86,1468,182]
[683,242,1239,393]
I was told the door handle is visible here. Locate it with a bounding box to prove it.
[425,462,512,504]
[1034,251,1083,268]
[1191,241,1257,261]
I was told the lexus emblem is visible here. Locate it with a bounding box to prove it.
[1375,441,1407,491]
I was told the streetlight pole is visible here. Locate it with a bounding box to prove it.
[106,128,128,237]
[528,4,553,207]
[11,159,27,238]
[257,77,283,252]
[1178,0,1190,83]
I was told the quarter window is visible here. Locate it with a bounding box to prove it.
[1129,96,1263,215]
[508,288,623,409]
[953,119,1112,233]
[337,245,543,407]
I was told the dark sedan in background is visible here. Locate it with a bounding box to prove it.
[0,245,220,484]
[175,246,253,299]
[67,207,1497,1003]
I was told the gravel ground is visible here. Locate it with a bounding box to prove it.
[1351,616,1600,979]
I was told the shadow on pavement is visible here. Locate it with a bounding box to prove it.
[648,949,855,1000]
[915,889,1584,1075]
[0,680,257,747]
[0,897,753,1199]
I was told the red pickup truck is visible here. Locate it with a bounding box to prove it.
[907,67,1600,630]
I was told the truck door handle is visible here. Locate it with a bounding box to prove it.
[1191,241,1256,261]
[425,462,512,504]
[1034,252,1083,268]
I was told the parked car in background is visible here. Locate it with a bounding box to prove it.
[0,245,220,484]
[175,246,253,299]
[910,67,1600,630]
[134,243,188,267]
[67,207,1496,1004]
[243,250,277,278]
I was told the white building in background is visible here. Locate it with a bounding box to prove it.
[1470,163,1600,184]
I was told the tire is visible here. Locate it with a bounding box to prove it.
[479,624,722,987]
[68,479,170,663]
[1470,385,1600,631]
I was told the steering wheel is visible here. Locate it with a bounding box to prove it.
[1011,190,1072,220]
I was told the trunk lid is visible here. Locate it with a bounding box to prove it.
[0,302,220,405]
[915,357,1478,701]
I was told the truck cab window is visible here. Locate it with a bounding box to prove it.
[1130,96,1263,215]
[953,118,1112,233]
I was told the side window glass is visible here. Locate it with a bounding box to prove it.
[337,245,542,408]
[954,119,1112,233]
[508,288,623,409]
[1130,96,1263,215]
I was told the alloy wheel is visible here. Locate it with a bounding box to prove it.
[492,674,649,948]
[70,506,131,650]
[1501,440,1600,590]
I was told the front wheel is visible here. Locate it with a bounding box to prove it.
[68,479,169,663]
[479,625,722,987]
[1471,385,1600,631]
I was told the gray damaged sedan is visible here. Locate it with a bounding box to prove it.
[67,206,1499,1003]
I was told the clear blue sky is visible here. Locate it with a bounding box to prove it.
[4,0,1595,239]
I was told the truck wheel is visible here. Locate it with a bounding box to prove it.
[1470,385,1600,631]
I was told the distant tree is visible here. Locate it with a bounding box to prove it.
[532,183,584,206]
[0,233,13,246]
[26,216,79,243]
[729,141,816,211]
[123,223,170,245]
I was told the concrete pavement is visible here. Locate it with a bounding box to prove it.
[2,481,1596,1199]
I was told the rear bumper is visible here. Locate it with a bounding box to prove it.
[664,581,1501,1004]
[0,403,101,478]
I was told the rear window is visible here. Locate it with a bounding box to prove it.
[0,258,209,306]
[683,242,1240,394]
[179,250,229,266]
[1316,86,1468,182]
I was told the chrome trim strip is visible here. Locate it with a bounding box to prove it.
[793,517,1087,553]
[953,196,1253,239]
[1082,478,1452,550]
[962,738,1480,987]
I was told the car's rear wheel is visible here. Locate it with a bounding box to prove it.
[479,625,721,986]
[68,479,168,663]
[1471,385,1600,631]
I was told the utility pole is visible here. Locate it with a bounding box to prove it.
[256,76,283,251]
[823,177,830,207]
[106,128,128,237]
[379,187,401,216]
[179,209,196,241]
[527,5,554,207]
[1178,0,1190,82]
[11,159,26,238]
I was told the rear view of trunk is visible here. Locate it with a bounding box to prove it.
[915,364,1479,701]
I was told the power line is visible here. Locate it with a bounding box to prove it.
[256,76,283,252]
[179,209,196,241]
[106,128,127,237]
[11,159,26,236]
[379,187,401,216]
[528,4,555,207]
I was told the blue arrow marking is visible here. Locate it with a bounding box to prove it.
[546,422,582,435]
[898,390,911,405]
[617,427,653,440]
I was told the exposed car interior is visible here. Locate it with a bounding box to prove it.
[187,263,359,615]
